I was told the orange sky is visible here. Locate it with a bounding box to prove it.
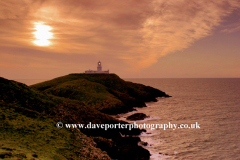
[0,0,240,79]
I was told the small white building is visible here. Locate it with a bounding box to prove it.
[85,61,109,74]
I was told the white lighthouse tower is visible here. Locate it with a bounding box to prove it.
[85,61,109,74]
[97,61,102,72]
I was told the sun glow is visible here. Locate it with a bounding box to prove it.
[33,22,53,46]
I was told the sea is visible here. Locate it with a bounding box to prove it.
[17,78,240,160]
[122,78,240,160]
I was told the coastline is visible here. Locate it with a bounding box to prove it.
[116,103,171,160]
[1,74,171,160]
[3,77,240,159]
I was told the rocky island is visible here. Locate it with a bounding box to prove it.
[0,74,170,160]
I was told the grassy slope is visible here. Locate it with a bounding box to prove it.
[0,77,110,160]
[44,78,125,114]
[31,74,169,114]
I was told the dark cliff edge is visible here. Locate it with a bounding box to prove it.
[0,74,170,160]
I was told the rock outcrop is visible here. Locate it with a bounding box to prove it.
[126,113,149,121]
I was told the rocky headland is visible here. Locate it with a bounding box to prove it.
[0,73,170,159]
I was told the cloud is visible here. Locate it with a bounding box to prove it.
[220,22,240,33]
[0,0,240,71]
[135,0,240,68]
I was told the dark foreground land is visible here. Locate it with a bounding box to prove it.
[0,74,170,160]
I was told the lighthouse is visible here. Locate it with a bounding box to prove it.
[97,61,102,72]
[85,61,109,74]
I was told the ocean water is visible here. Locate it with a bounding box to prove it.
[121,78,240,160]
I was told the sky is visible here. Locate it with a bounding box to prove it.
[0,0,240,79]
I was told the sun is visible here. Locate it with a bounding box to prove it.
[32,22,53,46]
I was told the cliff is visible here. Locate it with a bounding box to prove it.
[0,74,170,160]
